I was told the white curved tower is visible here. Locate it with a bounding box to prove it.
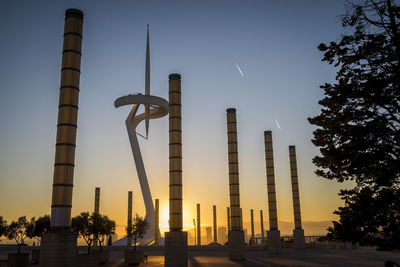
[114,25,167,245]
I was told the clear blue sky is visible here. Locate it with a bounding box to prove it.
[0,0,351,236]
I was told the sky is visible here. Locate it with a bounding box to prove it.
[0,0,353,238]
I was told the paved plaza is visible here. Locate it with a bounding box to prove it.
[1,246,399,266]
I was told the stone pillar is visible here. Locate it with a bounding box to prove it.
[226,108,245,261]
[264,131,281,254]
[260,210,265,241]
[240,208,243,230]
[94,187,100,246]
[168,73,183,231]
[155,199,160,246]
[227,207,230,231]
[40,9,83,267]
[197,204,201,246]
[289,146,306,249]
[94,187,100,214]
[127,191,132,246]
[250,209,254,244]
[213,205,217,243]
[165,73,188,267]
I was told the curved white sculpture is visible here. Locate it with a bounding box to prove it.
[114,94,168,245]
[114,26,168,245]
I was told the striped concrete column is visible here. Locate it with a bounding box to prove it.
[226,109,245,260]
[213,205,217,243]
[250,209,254,242]
[197,204,201,246]
[94,187,100,246]
[260,210,265,240]
[240,208,243,230]
[155,199,159,246]
[264,131,281,254]
[227,207,230,231]
[289,146,305,248]
[165,73,187,267]
[264,131,278,230]
[168,73,182,231]
[289,146,302,229]
[40,10,84,267]
[127,191,132,246]
[94,187,100,214]
[50,8,83,228]
[226,108,241,230]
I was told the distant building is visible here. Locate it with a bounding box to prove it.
[218,227,227,244]
[188,232,194,245]
[205,226,212,245]
[191,227,197,245]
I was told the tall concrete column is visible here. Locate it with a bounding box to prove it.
[227,207,230,231]
[197,204,201,246]
[226,108,245,260]
[213,205,217,243]
[127,191,133,246]
[40,9,83,267]
[94,187,100,246]
[155,199,159,246]
[168,73,182,231]
[289,146,306,248]
[260,210,265,241]
[94,187,100,214]
[250,209,254,244]
[49,8,83,229]
[264,131,281,254]
[240,208,243,230]
[165,73,187,267]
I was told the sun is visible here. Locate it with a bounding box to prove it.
[159,204,196,234]
[162,206,169,225]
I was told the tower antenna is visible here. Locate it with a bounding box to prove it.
[145,24,150,138]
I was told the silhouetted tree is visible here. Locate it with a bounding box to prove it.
[91,213,115,250]
[72,212,116,254]
[72,212,94,255]
[26,215,50,246]
[309,0,400,250]
[26,217,36,245]
[0,216,7,241]
[126,214,148,251]
[5,216,33,253]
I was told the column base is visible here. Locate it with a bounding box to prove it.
[228,230,245,261]
[164,231,188,267]
[267,229,282,254]
[39,228,77,267]
[293,228,306,249]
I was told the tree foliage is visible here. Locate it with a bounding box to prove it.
[72,212,94,254]
[5,216,33,253]
[126,214,148,250]
[309,0,400,250]
[71,212,116,254]
[26,215,50,246]
[0,216,7,241]
[34,215,50,239]
[91,213,116,249]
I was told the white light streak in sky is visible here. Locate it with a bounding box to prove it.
[275,117,282,130]
[235,64,244,77]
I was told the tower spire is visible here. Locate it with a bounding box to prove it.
[145,24,150,95]
[145,24,150,138]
